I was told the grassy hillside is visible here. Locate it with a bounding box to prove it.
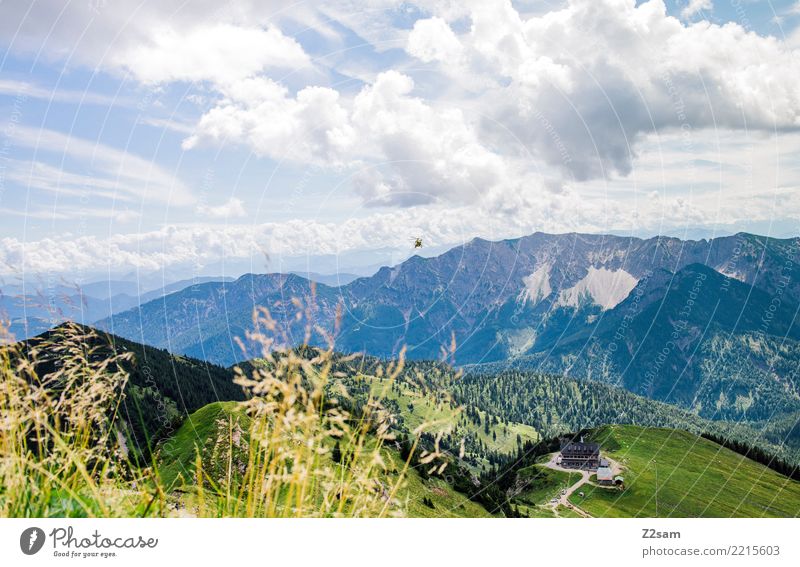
[7,323,245,460]
[511,464,582,518]
[568,425,800,518]
[452,368,800,465]
[157,401,250,488]
[360,371,538,469]
[6,324,798,518]
[246,353,540,471]
[158,401,492,518]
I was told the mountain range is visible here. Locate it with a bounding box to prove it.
[0,276,234,341]
[95,231,800,422]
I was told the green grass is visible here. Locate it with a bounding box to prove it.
[510,464,583,518]
[158,401,492,517]
[555,504,583,518]
[516,503,556,518]
[386,450,492,518]
[366,376,538,457]
[568,425,800,518]
[157,401,249,488]
[514,464,581,507]
[55,390,800,519]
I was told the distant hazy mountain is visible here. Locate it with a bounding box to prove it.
[1,276,233,341]
[97,232,800,421]
[289,271,361,287]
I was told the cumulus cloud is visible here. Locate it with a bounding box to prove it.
[681,0,713,20]
[0,200,583,276]
[115,24,309,84]
[197,197,247,219]
[7,0,800,200]
[182,77,353,164]
[406,17,463,64]
[180,0,800,206]
[400,0,800,184]
[3,0,800,258]
[7,126,800,279]
[185,70,514,206]
[0,0,312,85]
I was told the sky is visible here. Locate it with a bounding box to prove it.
[1,0,800,285]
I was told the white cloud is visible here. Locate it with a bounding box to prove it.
[2,0,800,249]
[114,24,309,84]
[681,0,713,20]
[0,158,583,276]
[9,126,194,206]
[0,201,580,276]
[0,79,131,106]
[196,197,247,219]
[179,0,800,209]
[314,0,409,51]
[0,205,140,223]
[185,70,518,207]
[406,17,463,64]
[7,127,800,279]
[430,0,800,180]
[111,209,142,223]
[7,1,799,192]
[138,116,196,135]
[0,1,312,85]
[183,76,354,165]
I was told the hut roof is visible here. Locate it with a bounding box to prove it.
[596,467,613,481]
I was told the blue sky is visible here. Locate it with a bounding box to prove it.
[1,0,800,283]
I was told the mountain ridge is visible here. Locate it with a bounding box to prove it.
[95,231,800,423]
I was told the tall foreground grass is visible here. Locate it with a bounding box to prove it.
[0,322,149,517]
[0,302,436,518]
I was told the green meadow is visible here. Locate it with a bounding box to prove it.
[568,425,800,518]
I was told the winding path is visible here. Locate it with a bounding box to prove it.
[539,452,624,518]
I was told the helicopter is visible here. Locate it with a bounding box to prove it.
[412,237,423,249]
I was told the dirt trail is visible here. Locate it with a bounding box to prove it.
[604,454,624,477]
[539,452,626,518]
[541,453,592,518]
